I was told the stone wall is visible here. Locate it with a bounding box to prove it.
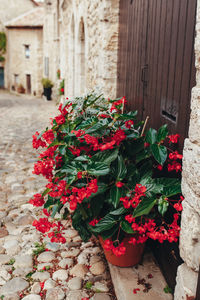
[6,28,43,96]
[174,0,200,298]
[44,0,120,100]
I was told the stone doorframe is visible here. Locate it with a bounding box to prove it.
[174,1,200,299]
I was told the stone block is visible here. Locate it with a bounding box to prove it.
[174,263,198,300]
[182,139,200,197]
[180,201,200,271]
[181,177,200,212]
[188,87,200,144]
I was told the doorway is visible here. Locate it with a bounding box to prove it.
[26,74,31,94]
[0,67,4,88]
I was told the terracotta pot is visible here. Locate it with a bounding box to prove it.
[99,235,145,267]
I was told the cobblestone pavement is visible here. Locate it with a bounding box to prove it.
[0,91,115,300]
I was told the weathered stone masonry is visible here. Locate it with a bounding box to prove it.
[174,0,200,298]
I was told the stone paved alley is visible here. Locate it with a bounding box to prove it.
[0,91,115,300]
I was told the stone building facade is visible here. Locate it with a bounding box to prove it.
[43,0,119,99]
[0,0,39,88]
[5,7,44,96]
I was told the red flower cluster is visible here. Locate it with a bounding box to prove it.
[32,131,46,149]
[42,129,55,144]
[33,158,54,179]
[168,151,183,160]
[60,179,98,210]
[29,193,44,207]
[32,218,52,234]
[54,114,65,125]
[168,134,180,144]
[89,218,101,226]
[120,184,147,209]
[168,161,182,172]
[104,239,126,256]
[110,96,127,112]
[127,215,181,244]
[115,181,124,188]
[125,120,134,129]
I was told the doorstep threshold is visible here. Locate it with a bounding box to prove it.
[109,251,173,300]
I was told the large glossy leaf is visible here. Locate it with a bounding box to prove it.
[121,221,134,234]
[163,184,181,197]
[85,120,108,134]
[91,214,117,233]
[145,128,157,144]
[90,194,105,217]
[116,155,127,180]
[61,164,77,175]
[150,144,167,165]
[157,124,168,143]
[110,186,123,208]
[87,162,110,176]
[100,226,119,240]
[44,196,55,209]
[133,198,157,218]
[158,197,169,216]
[58,145,67,155]
[91,148,119,166]
[110,206,127,215]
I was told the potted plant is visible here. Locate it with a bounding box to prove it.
[30,93,183,267]
[17,83,25,94]
[42,78,54,100]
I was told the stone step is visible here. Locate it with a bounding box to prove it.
[109,251,173,300]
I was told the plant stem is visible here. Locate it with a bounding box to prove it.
[140,116,149,137]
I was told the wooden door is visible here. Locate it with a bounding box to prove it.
[0,67,4,88]
[117,0,196,148]
[117,0,197,291]
[26,74,31,94]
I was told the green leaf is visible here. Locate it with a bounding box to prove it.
[91,214,117,233]
[110,186,122,208]
[150,144,167,165]
[117,155,127,180]
[91,148,119,166]
[163,184,181,197]
[133,198,157,218]
[110,206,127,215]
[157,124,168,143]
[100,226,119,240]
[51,204,60,218]
[158,197,169,216]
[74,155,89,161]
[85,120,107,134]
[145,128,157,144]
[121,221,134,234]
[118,111,138,120]
[90,194,104,217]
[61,164,77,175]
[44,197,55,209]
[58,145,67,155]
[48,140,64,148]
[87,162,110,176]
[42,188,50,197]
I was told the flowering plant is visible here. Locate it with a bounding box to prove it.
[30,93,183,256]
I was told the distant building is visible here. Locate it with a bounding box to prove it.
[43,0,119,99]
[5,7,44,96]
[0,0,39,88]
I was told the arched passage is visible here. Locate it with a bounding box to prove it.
[69,14,75,96]
[77,17,85,95]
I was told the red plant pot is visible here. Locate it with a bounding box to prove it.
[99,235,145,267]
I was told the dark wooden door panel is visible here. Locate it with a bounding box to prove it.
[117,0,148,119]
[117,0,196,146]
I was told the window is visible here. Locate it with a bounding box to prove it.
[24,45,30,58]
[14,74,19,85]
